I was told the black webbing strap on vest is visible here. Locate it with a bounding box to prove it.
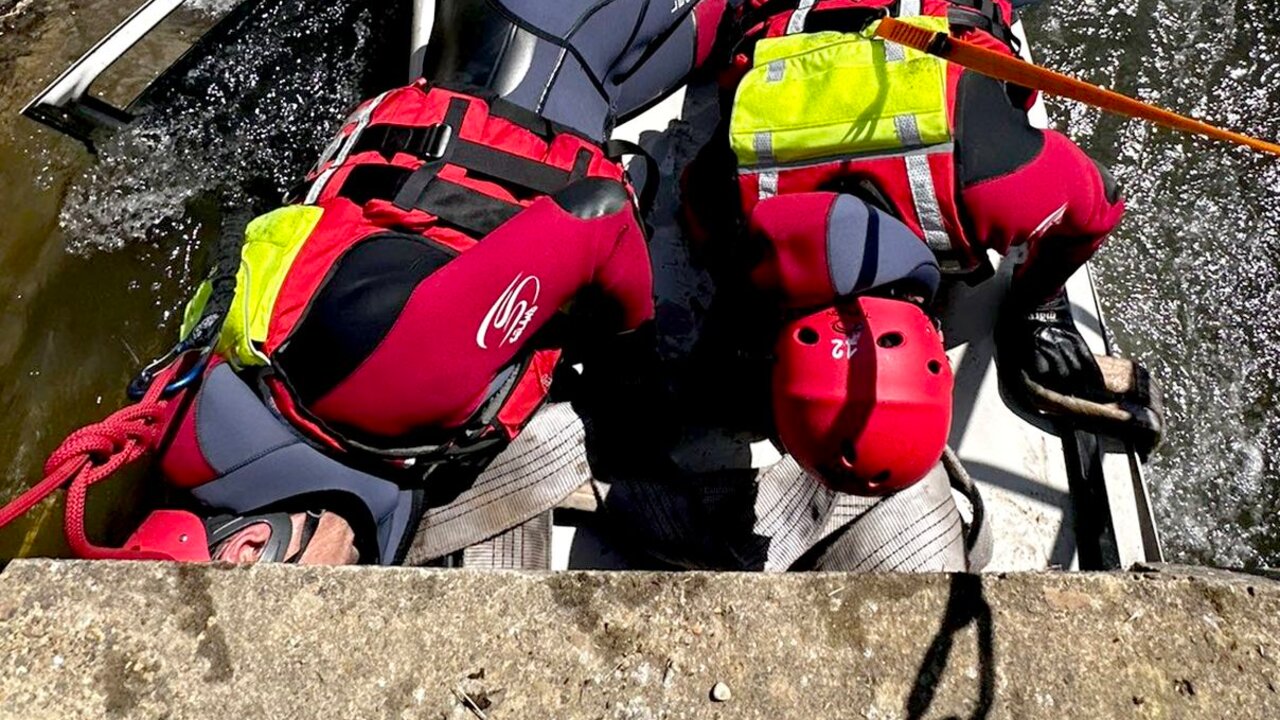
[342,164,524,237]
[946,0,1020,53]
[603,138,659,216]
[352,123,587,197]
[388,98,470,213]
[335,86,660,237]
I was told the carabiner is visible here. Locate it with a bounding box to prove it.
[126,342,212,400]
[162,345,214,396]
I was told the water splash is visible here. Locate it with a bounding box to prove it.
[59,0,377,255]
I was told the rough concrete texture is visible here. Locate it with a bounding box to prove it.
[0,561,1278,719]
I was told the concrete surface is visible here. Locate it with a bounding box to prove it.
[0,561,1277,719]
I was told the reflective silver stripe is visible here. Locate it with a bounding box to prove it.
[304,90,390,202]
[786,0,817,34]
[884,41,906,62]
[334,90,390,166]
[758,170,779,200]
[894,114,923,147]
[753,131,775,165]
[766,59,786,82]
[304,167,338,204]
[737,141,953,172]
[898,0,921,17]
[904,153,952,254]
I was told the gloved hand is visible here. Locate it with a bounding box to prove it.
[997,288,1164,455]
[1000,289,1111,403]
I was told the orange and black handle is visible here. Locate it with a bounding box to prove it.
[875,17,1280,158]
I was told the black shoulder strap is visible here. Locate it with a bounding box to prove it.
[947,0,1021,54]
[342,164,523,237]
[603,139,659,216]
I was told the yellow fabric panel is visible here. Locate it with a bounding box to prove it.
[179,279,213,340]
[180,205,325,368]
[730,16,952,167]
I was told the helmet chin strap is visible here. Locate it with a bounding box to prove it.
[204,511,323,563]
[284,511,324,564]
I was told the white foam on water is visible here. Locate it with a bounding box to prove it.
[58,0,378,256]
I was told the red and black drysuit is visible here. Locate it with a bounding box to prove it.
[148,0,739,564]
[686,0,1126,406]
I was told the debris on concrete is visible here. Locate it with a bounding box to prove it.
[710,682,732,702]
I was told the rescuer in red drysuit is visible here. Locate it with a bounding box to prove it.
[0,0,744,566]
[684,0,1161,456]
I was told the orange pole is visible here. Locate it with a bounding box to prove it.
[875,17,1280,158]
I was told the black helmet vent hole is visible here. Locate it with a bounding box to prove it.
[872,470,891,485]
[798,327,820,345]
[928,359,943,375]
[877,332,904,348]
[839,439,858,467]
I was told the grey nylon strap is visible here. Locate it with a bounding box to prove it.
[401,400,966,572]
[802,464,967,572]
[595,455,966,572]
[899,0,922,17]
[460,511,553,570]
[402,403,587,565]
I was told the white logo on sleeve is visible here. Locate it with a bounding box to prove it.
[1029,202,1069,241]
[477,273,542,350]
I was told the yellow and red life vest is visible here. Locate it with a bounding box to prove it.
[182,81,642,463]
[728,0,1024,273]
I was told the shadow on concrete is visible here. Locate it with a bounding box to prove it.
[905,573,995,720]
[963,460,1077,568]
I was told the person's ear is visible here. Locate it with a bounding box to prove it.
[214,522,273,564]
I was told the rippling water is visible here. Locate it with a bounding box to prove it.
[61,0,383,254]
[1,0,1277,566]
[1029,0,1280,566]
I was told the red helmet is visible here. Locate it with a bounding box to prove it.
[772,297,953,495]
[122,510,214,562]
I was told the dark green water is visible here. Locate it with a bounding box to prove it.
[0,0,1277,566]
[1030,0,1280,566]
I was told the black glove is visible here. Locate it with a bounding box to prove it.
[998,289,1110,403]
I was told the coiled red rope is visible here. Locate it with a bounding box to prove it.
[0,364,184,560]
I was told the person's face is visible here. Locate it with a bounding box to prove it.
[214,511,359,565]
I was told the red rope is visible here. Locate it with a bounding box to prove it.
[0,365,184,560]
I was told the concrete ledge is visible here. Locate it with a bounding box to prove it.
[1,561,1278,719]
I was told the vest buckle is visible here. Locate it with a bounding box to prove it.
[414,123,454,160]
